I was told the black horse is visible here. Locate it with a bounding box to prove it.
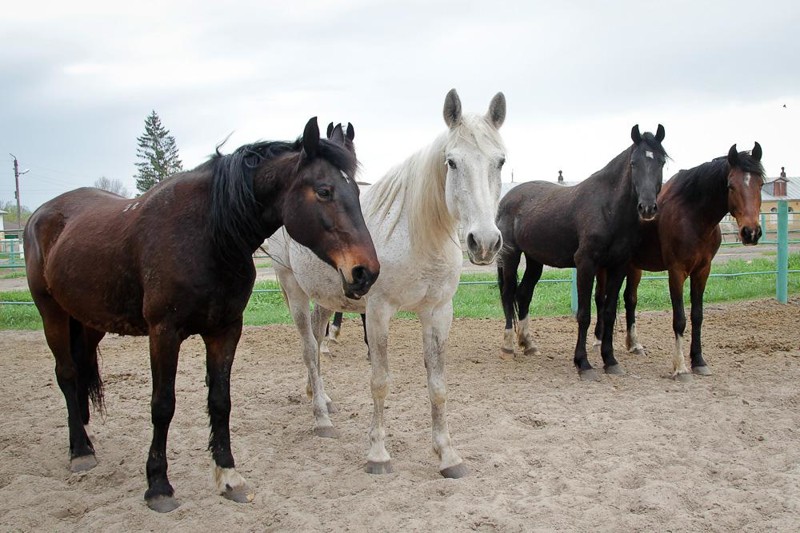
[24,118,380,512]
[496,125,667,380]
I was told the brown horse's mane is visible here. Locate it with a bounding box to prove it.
[204,137,358,261]
[668,150,765,205]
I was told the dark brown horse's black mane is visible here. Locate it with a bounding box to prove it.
[205,137,358,261]
[669,150,764,204]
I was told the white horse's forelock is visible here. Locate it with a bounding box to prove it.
[364,114,504,256]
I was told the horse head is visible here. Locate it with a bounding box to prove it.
[442,89,506,265]
[630,124,667,221]
[726,142,764,245]
[283,117,379,299]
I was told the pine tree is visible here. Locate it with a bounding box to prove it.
[134,110,183,194]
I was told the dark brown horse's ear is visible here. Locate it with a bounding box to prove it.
[346,122,355,142]
[631,125,642,144]
[727,144,739,167]
[486,92,506,129]
[655,124,665,143]
[752,141,762,161]
[326,122,334,139]
[443,88,462,128]
[303,117,320,159]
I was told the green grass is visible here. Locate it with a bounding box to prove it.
[2,253,798,330]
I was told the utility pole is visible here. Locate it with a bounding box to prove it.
[10,154,29,235]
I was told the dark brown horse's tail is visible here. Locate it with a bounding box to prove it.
[69,317,106,416]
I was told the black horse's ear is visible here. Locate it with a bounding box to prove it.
[302,117,320,159]
[443,88,462,128]
[329,123,345,145]
[346,122,355,142]
[727,144,739,167]
[326,122,335,139]
[631,125,642,144]
[752,141,762,161]
[655,124,665,143]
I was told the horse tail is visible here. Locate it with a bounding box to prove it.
[69,317,105,417]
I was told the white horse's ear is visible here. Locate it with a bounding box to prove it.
[486,92,506,129]
[443,88,462,128]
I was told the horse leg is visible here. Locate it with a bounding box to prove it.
[573,262,599,380]
[282,276,336,437]
[624,267,646,356]
[599,266,625,375]
[497,247,521,357]
[320,310,341,356]
[144,325,183,512]
[364,301,395,474]
[593,268,607,350]
[311,304,337,413]
[515,255,542,356]
[689,269,712,376]
[360,313,369,360]
[39,303,99,472]
[203,322,253,504]
[420,301,467,478]
[667,271,692,381]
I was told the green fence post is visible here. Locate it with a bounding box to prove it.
[776,199,788,304]
[570,268,578,314]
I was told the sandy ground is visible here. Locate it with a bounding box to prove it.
[1,297,799,531]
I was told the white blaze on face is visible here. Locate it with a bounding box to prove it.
[743,172,751,187]
[645,151,654,159]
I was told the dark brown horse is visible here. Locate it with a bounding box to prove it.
[594,143,764,380]
[496,125,667,380]
[23,118,379,512]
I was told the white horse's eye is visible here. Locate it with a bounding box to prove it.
[447,159,457,170]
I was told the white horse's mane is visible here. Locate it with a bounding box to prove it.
[364,114,505,255]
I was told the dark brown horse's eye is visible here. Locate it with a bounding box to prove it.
[316,187,332,200]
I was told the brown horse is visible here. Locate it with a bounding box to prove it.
[496,125,667,380]
[595,143,764,380]
[23,118,380,512]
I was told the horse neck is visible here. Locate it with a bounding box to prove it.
[668,161,730,228]
[367,132,457,254]
[594,148,640,224]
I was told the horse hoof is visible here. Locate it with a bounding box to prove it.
[365,461,393,475]
[499,349,514,361]
[440,463,469,479]
[70,454,97,473]
[605,364,625,376]
[693,365,712,376]
[314,426,339,439]
[523,347,540,356]
[674,372,693,383]
[326,401,339,414]
[223,485,254,504]
[578,368,601,381]
[630,347,647,357]
[146,495,180,513]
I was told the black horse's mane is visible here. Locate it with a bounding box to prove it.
[206,137,357,261]
[668,150,765,203]
[638,131,669,160]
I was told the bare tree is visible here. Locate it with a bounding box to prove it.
[94,176,131,198]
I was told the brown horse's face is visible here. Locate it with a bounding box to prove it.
[630,124,667,221]
[282,119,379,299]
[727,143,764,245]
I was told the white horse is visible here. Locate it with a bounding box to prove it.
[268,89,506,478]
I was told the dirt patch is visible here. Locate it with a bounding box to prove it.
[1,297,799,531]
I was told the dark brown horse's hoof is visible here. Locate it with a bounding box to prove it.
[147,495,180,513]
[70,454,97,473]
[365,461,393,475]
[314,426,339,439]
[440,463,469,479]
[692,366,712,376]
[579,368,601,381]
[605,364,625,375]
[223,484,254,504]
[674,372,693,383]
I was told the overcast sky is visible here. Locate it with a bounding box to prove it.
[1,0,798,211]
